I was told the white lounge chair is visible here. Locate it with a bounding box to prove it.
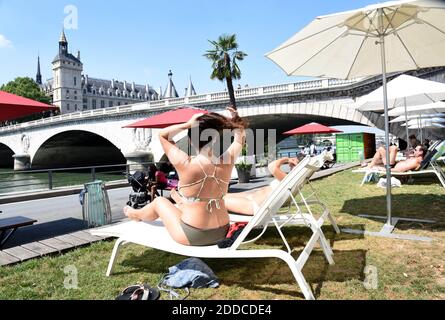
[230,151,340,238]
[91,155,337,300]
[353,141,445,188]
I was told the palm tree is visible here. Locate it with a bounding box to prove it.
[204,34,247,109]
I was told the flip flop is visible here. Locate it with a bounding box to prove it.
[116,284,160,300]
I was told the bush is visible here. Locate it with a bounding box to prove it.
[235,162,252,171]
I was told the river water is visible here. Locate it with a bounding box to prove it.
[0,148,320,195]
[0,168,126,195]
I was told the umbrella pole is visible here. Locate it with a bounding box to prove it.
[344,9,434,242]
[378,10,392,228]
[404,98,409,149]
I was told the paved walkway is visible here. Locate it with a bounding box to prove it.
[0,161,360,266]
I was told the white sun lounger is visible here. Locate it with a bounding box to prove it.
[91,155,336,300]
[229,151,340,239]
[353,141,445,188]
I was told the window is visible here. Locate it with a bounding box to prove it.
[92,100,96,109]
[66,90,70,93]
[74,90,77,94]
[101,100,105,108]
[83,89,87,94]
[109,101,113,108]
[74,96,77,100]
[109,92,112,96]
[74,77,77,86]
[67,103,70,110]
[118,102,121,106]
[93,90,96,95]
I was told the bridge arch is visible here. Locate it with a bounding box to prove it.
[32,130,127,169]
[237,101,376,133]
[0,143,14,168]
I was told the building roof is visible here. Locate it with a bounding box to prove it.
[52,52,82,64]
[59,30,67,43]
[52,30,82,64]
[82,76,156,95]
[186,77,197,97]
[163,70,179,98]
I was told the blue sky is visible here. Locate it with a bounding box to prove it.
[0,0,377,95]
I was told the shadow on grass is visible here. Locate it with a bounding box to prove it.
[118,224,367,299]
[394,174,443,186]
[341,193,445,232]
[2,218,87,249]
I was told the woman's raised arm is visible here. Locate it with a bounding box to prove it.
[159,113,204,168]
[224,107,246,163]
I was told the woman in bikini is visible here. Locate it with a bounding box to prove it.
[171,155,304,216]
[124,107,247,246]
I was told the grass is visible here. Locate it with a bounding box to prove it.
[0,169,444,300]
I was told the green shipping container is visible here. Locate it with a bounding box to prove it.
[336,133,376,163]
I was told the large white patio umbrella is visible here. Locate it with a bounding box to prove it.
[358,75,445,145]
[394,114,445,140]
[402,118,445,126]
[387,101,445,142]
[266,0,445,241]
[407,122,445,129]
[390,113,445,123]
[388,101,445,117]
[358,75,445,111]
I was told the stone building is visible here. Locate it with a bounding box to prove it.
[39,30,159,114]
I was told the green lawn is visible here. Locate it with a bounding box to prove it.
[0,169,444,300]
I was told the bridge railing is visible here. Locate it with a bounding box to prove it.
[0,162,173,196]
[0,77,363,133]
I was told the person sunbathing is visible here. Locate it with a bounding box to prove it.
[123,107,247,246]
[366,145,427,172]
[212,156,304,216]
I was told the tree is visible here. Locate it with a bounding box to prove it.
[1,77,51,104]
[203,34,247,109]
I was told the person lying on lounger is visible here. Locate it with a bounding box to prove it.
[197,155,304,216]
[123,107,247,246]
[366,145,427,172]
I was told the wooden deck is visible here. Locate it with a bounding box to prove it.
[0,229,111,266]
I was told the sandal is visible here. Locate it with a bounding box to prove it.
[116,284,160,300]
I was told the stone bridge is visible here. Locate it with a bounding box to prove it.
[0,67,444,170]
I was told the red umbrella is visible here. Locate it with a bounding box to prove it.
[0,90,57,122]
[124,107,209,129]
[283,122,342,135]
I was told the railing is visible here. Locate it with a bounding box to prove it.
[0,162,167,196]
[276,151,301,158]
[0,77,364,134]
